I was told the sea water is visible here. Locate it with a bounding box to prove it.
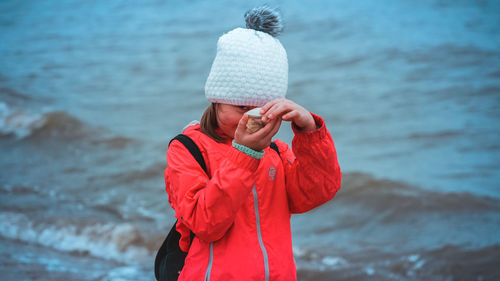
[1,0,499,280]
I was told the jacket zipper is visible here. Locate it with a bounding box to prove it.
[204,184,269,281]
[204,242,214,281]
[253,184,270,281]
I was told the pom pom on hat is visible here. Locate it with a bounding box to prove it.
[205,6,288,106]
[244,5,283,37]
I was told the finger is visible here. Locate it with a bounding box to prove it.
[262,103,277,122]
[260,99,282,115]
[266,117,282,136]
[253,116,279,137]
[268,117,282,136]
[252,120,281,146]
[261,118,282,145]
[263,102,286,121]
[282,110,299,121]
[262,98,290,119]
[265,103,292,122]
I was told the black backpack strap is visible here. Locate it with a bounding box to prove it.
[169,134,208,175]
[270,141,280,158]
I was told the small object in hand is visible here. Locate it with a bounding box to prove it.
[246,107,265,133]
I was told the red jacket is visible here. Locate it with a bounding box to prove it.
[164,113,341,281]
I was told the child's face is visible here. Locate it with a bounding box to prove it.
[216,104,258,139]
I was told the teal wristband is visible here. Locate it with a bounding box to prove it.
[232,140,265,159]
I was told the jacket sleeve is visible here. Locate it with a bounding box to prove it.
[165,140,260,243]
[280,113,342,214]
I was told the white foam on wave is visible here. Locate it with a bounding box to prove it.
[408,254,419,262]
[321,256,348,268]
[292,245,306,258]
[364,267,375,275]
[406,253,426,276]
[0,102,46,139]
[0,212,151,264]
[293,244,350,272]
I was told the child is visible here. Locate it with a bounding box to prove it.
[164,6,342,281]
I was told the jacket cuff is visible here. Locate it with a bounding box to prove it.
[226,145,261,172]
[291,112,327,142]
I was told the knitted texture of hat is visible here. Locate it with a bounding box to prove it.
[205,7,288,106]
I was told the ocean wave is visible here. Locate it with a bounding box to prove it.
[335,172,500,215]
[109,161,165,184]
[0,102,46,139]
[0,212,151,264]
[0,87,32,102]
[381,44,500,67]
[0,102,88,140]
[293,171,500,245]
[0,102,135,147]
[294,243,500,281]
[293,245,350,272]
[90,136,136,149]
[29,111,89,139]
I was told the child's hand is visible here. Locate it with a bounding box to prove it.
[234,114,282,151]
[261,99,316,131]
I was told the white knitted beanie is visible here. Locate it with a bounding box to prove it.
[205,6,288,106]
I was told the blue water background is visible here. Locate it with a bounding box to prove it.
[1,0,499,280]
